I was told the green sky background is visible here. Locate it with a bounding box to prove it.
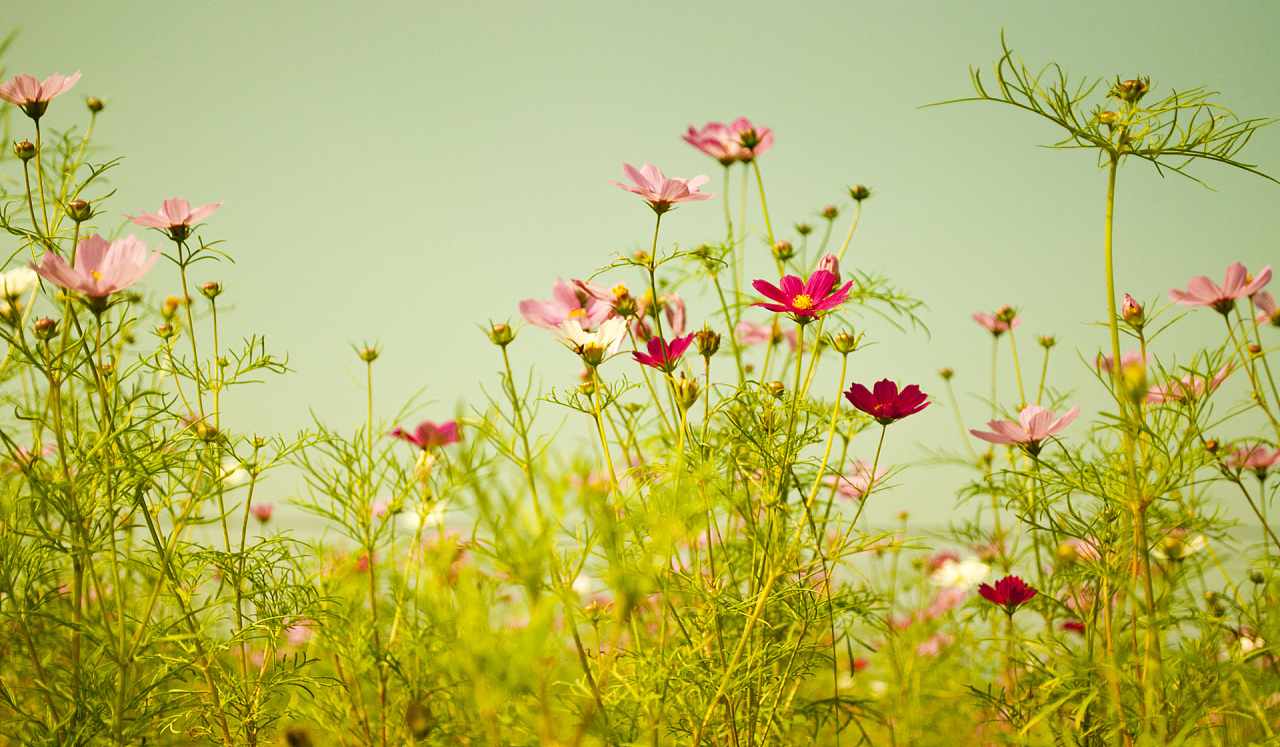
[6,1,1280,531]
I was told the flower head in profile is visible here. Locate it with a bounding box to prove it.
[31,234,161,307]
[1170,261,1272,315]
[752,269,852,324]
[683,118,774,164]
[1224,444,1280,479]
[128,198,224,242]
[388,420,462,450]
[520,277,612,330]
[1146,364,1233,404]
[731,118,774,160]
[0,71,81,120]
[552,317,627,366]
[1254,291,1280,327]
[0,267,38,300]
[611,163,713,215]
[735,320,799,350]
[632,333,694,373]
[973,307,1020,336]
[970,404,1081,457]
[251,503,274,524]
[844,379,930,425]
[821,460,888,501]
[978,575,1038,615]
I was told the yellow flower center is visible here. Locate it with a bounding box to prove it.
[792,294,814,311]
[568,309,587,319]
[91,271,102,281]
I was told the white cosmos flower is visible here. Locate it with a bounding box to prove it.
[929,557,990,591]
[220,458,249,486]
[551,316,627,362]
[0,267,37,298]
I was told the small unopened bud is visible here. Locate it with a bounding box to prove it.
[195,422,219,442]
[1101,508,1119,524]
[830,331,860,355]
[405,701,433,740]
[632,249,653,268]
[672,373,700,411]
[817,253,840,284]
[578,379,597,397]
[1038,335,1057,349]
[1111,78,1150,104]
[1098,111,1120,126]
[1250,570,1266,584]
[99,363,114,378]
[694,326,720,358]
[1055,542,1079,565]
[995,305,1017,324]
[1120,362,1148,404]
[216,357,229,369]
[848,185,872,202]
[282,727,315,747]
[66,199,93,223]
[86,97,105,113]
[1249,344,1262,356]
[765,381,785,399]
[488,322,514,346]
[771,240,794,262]
[820,205,839,220]
[33,317,58,340]
[938,367,954,380]
[1204,439,1219,454]
[896,510,909,522]
[794,222,813,236]
[13,140,35,161]
[199,281,223,300]
[357,347,380,363]
[156,323,174,339]
[251,436,268,448]
[161,296,185,319]
[1122,294,1144,326]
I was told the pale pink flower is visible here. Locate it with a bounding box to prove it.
[1254,291,1280,326]
[916,632,954,657]
[735,320,799,350]
[973,310,1020,336]
[519,277,612,330]
[821,460,888,500]
[1170,261,1272,315]
[923,586,968,619]
[1146,364,1234,404]
[683,118,774,164]
[128,198,224,242]
[1095,350,1150,375]
[0,71,81,120]
[31,233,161,301]
[284,620,314,648]
[611,163,713,214]
[1225,444,1280,479]
[372,497,391,519]
[970,404,1081,456]
[251,503,274,523]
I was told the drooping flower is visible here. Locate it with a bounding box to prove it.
[929,557,990,591]
[752,269,853,324]
[632,333,694,372]
[611,163,713,214]
[128,198,224,242]
[552,316,628,366]
[0,71,81,120]
[1169,261,1272,315]
[969,404,1081,457]
[821,460,888,500]
[388,420,462,450]
[1254,291,1280,326]
[1224,444,1280,479]
[973,308,1020,336]
[519,277,612,330]
[844,379,930,425]
[978,575,1038,615]
[0,267,38,299]
[31,233,161,303]
[1146,364,1233,404]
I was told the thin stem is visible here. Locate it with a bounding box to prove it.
[752,159,775,247]
[834,201,862,262]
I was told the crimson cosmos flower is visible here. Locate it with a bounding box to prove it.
[1169,261,1272,315]
[978,575,1038,615]
[388,421,461,450]
[752,269,852,324]
[0,71,80,120]
[632,333,694,373]
[844,379,930,425]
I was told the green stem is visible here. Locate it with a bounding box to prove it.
[834,201,862,262]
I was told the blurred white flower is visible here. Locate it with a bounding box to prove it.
[0,266,37,298]
[929,557,989,590]
[220,458,248,486]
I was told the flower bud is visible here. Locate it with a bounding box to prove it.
[99,362,115,378]
[13,140,35,162]
[1098,111,1120,126]
[765,381,785,399]
[357,346,380,363]
[794,222,813,236]
[938,367,954,380]
[896,510,909,522]
[830,331,860,355]
[199,281,223,300]
[1122,294,1143,326]
[161,296,185,319]
[405,701,433,740]
[820,205,839,220]
[848,185,872,202]
[66,199,93,223]
[1037,336,1057,349]
[672,373,700,411]
[488,322,514,346]
[216,356,229,369]
[771,240,794,262]
[1055,542,1079,565]
[283,727,315,747]
[995,305,1017,324]
[1204,439,1219,454]
[33,317,58,340]
[694,326,720,358]
[156,323,174,339]
[86,97,105,113]
[1158,535,1188,561]
[1119,362,1148,405]
[1111,78,1150,104]
[1249,344,1262,356]
[817,253,840,284]
[1251,570,1266,584]
[195,422,219,442]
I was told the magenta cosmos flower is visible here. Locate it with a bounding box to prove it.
[128,198,224,242]
[970,404,1080,457]
[1169,261,1272,315]
[389,421,461,450]
[632,333,694,373]
[978,575,1038,615]
[611,163,713,215]
[683,118,775,165]
[1225,444,1280,479]
[519,277,613,330]
[845,380,930,425]
[0,71,81,120]
[752,269,852,324]
[32,233,161,304]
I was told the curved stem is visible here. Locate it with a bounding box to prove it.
[834,201,862,262]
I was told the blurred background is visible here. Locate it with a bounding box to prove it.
[6,1,1279,531]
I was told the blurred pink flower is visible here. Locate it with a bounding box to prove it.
[4,442,54,472]
[1146,364,1233,404]
[1225,444,1280,479]
[519,277,612,330]
[1254,291,1280,326]
[284,620,314,648]
[611,162,713,214]
[31,233,161,302]
[821,460,888,500]
[683,117,774,164]
[973,310,1020,336]
[752,269,852,323]
[389,420,461,450]
[128,198,224,242]
[372,497,391,519]
[1095,350,1150,375]
[251,503,273,523]
[1170,261,1272,315]
[924,586,968,619]
[0,71,80,120]
[916,632,954,657]
[970,404,1080,457]
[735,320,799,350]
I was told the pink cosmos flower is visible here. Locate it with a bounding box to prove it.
[752,269,853,323]
[1225,444,1280,479]
[519,277,613,330]
[845,379,930,425]
[1254,291,1280,326]
[683,118,774,164]
[970,404,1081,457]
[284,620,315,648]
[251,503,274,523]
[611,163,714,214]
[632,333,694,372]
[1095,351,1151,375]
[1169,261,1272,315]
[816,253,840,284]
[128,198,224,242]
[0,71,81,120]
[978,575,1038,615]
[924,587,968,619]
[31,233,161,302]
[821,460,888,500]
[372,497,391,519]
[973,310,1020,336]
[1146,364,1233,404]
[388,420,461,450]
[916,632,954,658]
[735,321,799,350]
[637,292,686,337]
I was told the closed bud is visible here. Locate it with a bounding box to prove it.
[1111,77,1150,104]
[995,305,1017,324]
[1122,294,1143,326]
[765,381,785,399]
[830,331,860,355]
[1158,536,1188,561]
[33,317,58,340]
[86,97,105,113]
[771,240,794,262]
[694,326,720,358]
[848,185,872,201]
[200,281,223,299]
[1204,439,1219,454]
[820,205,839,220]
[488,322,514,346]
[1055,542,1079,565]
[672,373,700,411]
[216,356,229,369]
[817,253,840,284]
[99,362,114,378]
[1251,570,1266,584]
[578,379,597,397]
[251,436,268,448]
[632,249,653,268]
[13,140,36,161]
[357,346,380,363]
[1038,335,1057,349]
[66,199,93,223]
[1098,110,1120,126]
[794,222,813,236]
[938,366,954,380]
[156,323,174,339]
[1249,344,1262,356]
[405,701,433,740]
[195,422,219,442]
[896,510,909,522]
[161,296,185,319]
